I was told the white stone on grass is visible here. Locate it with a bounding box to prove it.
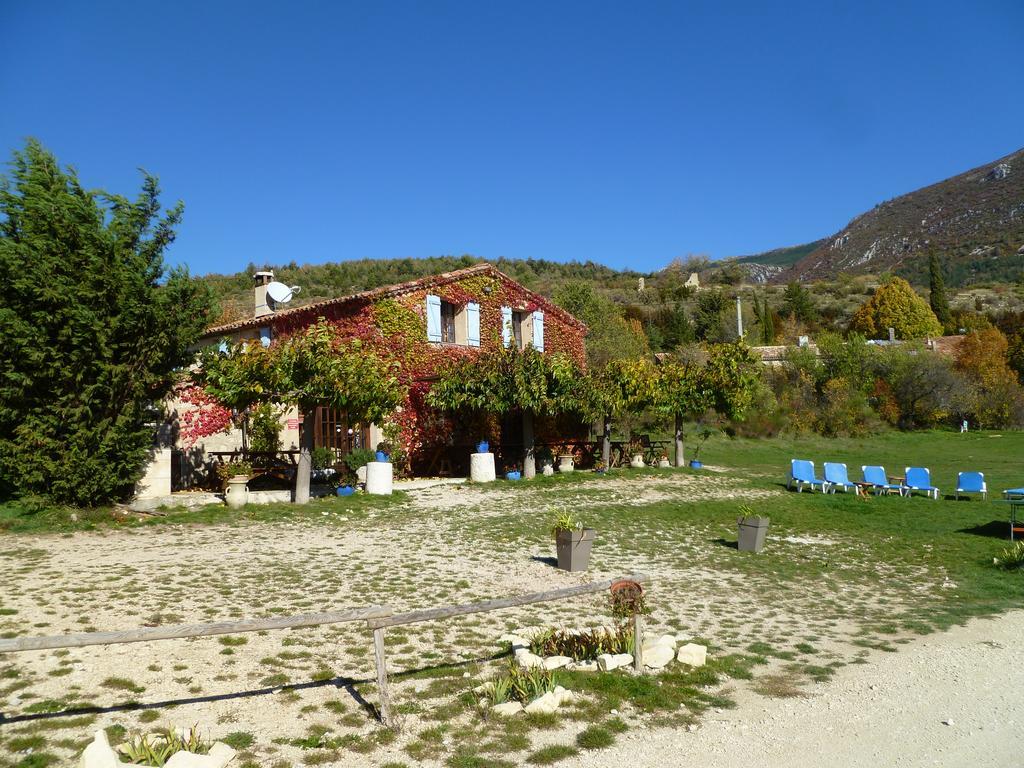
[569,661,598,672]
[643,644,675,670]
[553,686,577,706]
[597,653,633,671]
[491,701,524,717]
[499,633,529,649]
[543,655,572,670]
[643,634,677,651]
[676,643,708,667]
[524,691,559,714]
[515,651,545,670]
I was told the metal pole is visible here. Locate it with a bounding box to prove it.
[736,295,744,338]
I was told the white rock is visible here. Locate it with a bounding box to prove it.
[491,701,524,717]
[676,643,708,667]
[613,653,634,667]
[516,651,545,670]
[597,653,619,671]
[473,681,495,695]
[543,655,572,670]
[570,661,598,672]
[524,691,559,714]
[643,644,675,669]
[165,743,236,768]
[644,634,677,651]
[80,731,120,768]
[553,686,577,706]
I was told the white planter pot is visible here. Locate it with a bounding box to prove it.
[224,476,249,508]
[630,454,645,468]
[557,455,574,473]
[365,461,393,495]
[658,458,671,468]
[470,452,497,482]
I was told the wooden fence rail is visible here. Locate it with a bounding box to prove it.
[0,606,392,654]
[0,573,650,729]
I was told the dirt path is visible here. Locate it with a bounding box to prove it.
[575,610,1024,768]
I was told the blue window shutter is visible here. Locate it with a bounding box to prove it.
[259,327,272,348]
[532,311,545,351]
[218,339,229,354]
[466,302,481,347]
[426,294,442,342]
[501,306,513,347]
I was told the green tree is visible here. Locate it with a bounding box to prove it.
[656,342,759,465]
[849,277,943,339]
[427,345,593,478]
[751,291,776,345]
[928,253,952,332]
[592,358,660,467]
[553,282,648,367]
[781,282,818,326]
[199,320,403,502]
[0,140,214,505]
[692,289,730,341]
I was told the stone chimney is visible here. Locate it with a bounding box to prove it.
[254,271,275,319]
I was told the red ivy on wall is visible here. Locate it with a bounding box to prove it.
[177,385,234,446]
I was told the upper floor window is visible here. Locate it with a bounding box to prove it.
[502,307,544,352]
[427,294,480,347]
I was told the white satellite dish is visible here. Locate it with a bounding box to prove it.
[266,281,301,305]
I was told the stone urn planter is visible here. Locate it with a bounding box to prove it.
[557,454,574,473]
[224,476,249,508]
[555,528,595,571]
[657,457,671,468]
[629,454,645,468]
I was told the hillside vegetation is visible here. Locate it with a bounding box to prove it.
[776,147,1024,286]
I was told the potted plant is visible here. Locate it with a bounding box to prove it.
[593,458,607,475]
[477,439,490,454]
[216,460,253,508]
[552,509,595,571]
[627,438,645,468]
[689,427,714,469]
[657,449,671,468]
[375,441,391,463]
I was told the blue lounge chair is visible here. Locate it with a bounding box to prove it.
[823,462,858,494]
[904,466,939,499]
[861,465,904,496]
[789,459,828,493]
[955,472,987,501]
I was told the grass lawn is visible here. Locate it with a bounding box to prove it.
[0,429,1022,767]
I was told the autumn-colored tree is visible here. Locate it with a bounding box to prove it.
[849,277,943,340]
[954,327,1024,428]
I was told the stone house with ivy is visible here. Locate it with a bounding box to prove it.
[141,264,588,496]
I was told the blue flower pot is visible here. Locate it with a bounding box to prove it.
[375,451,389,462]
[477,441,490,453]
[689,460,703,469]
[506,471,521,481]
[336,485,354,496]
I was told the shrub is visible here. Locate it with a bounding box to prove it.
[311,447,335,471]
[528,625,633,660]
[488,660,558,705]
[993,541,1024,571]
[119,726,210,766]
[247,404,282,453]
[343,448,375,474]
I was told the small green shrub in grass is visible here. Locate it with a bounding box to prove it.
[221,732,256,749]
[526,745,578,764]
[993,541,1024,570]
[575,725,615,749]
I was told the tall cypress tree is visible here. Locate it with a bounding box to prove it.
[928,252,952,332]
[0,140,214,505]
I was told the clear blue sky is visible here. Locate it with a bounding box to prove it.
[2,1,1022,276]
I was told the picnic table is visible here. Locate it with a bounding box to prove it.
[207,450,301,485]
[1004,489,1024,541]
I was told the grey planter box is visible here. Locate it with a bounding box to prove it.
[737,516,769,552]
[555,528,595,571]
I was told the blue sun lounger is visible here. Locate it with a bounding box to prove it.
[823,463,858,494]
[860,466,904,496]
[788,459,828,493]
[955,472,987,500]
[904,467,940,499]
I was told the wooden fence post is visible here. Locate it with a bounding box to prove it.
[372,626,392,727]
[632,611,644,672]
